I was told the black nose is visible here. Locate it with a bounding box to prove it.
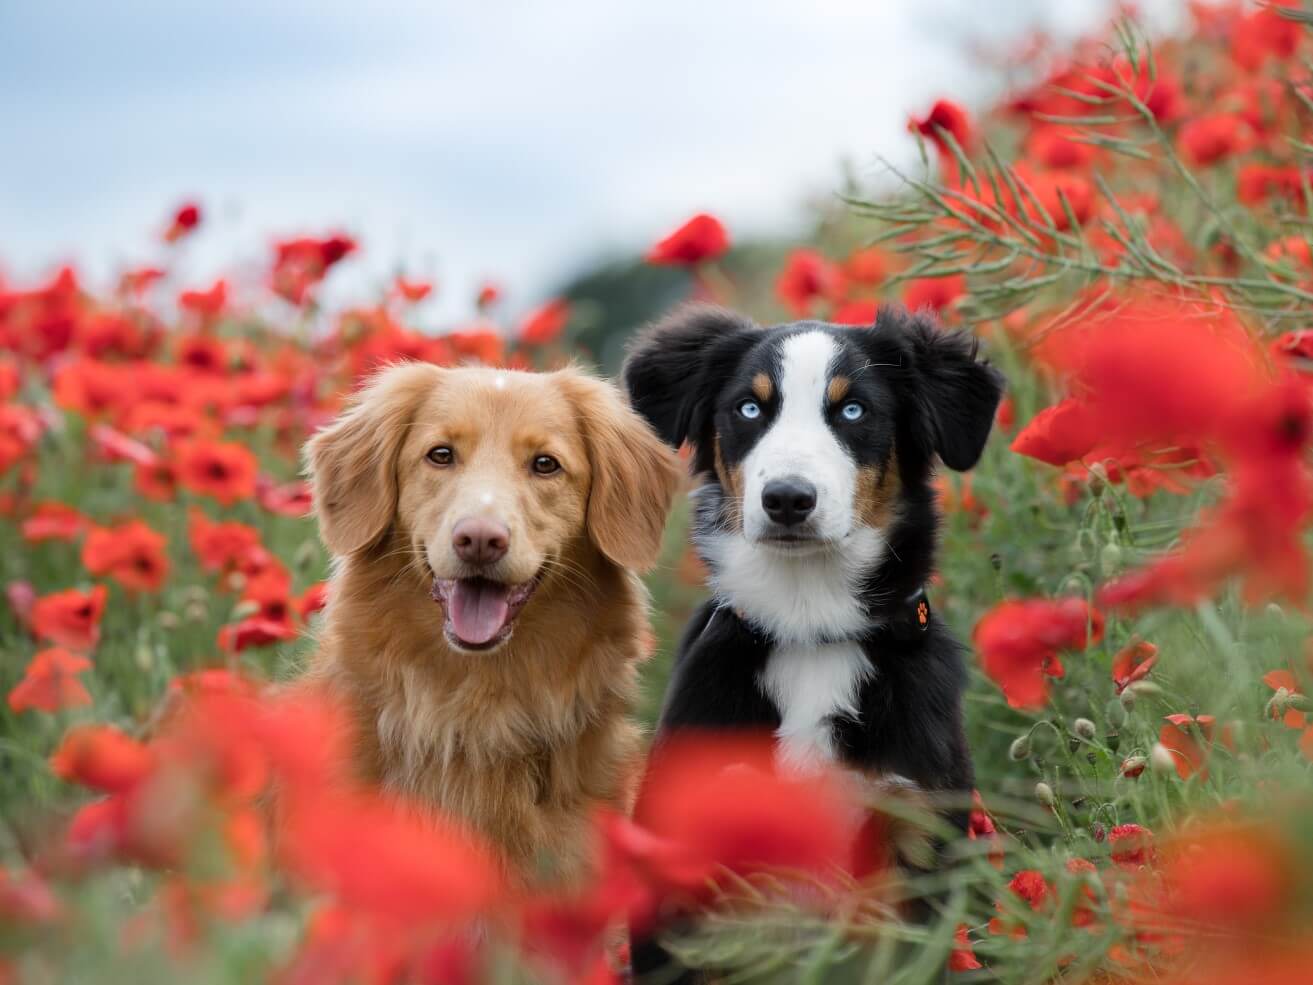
[761,477,817,527]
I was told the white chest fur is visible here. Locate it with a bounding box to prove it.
[758,641,872,770]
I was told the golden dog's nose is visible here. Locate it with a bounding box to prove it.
[452,517,510,566]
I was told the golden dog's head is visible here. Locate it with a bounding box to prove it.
[307,362,681,652]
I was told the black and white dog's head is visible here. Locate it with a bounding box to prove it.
[623,303,1004,644]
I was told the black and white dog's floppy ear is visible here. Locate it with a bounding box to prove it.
[621,304,756,449]
[864,306,1005,472]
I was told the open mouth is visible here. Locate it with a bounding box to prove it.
[430,575,540,651]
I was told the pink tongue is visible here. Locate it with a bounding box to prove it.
[448,579,512,645]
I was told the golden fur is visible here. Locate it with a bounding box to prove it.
[301,362,681,887]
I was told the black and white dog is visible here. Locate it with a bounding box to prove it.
[623,303,1004,976]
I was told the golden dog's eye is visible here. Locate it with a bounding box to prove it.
[532,454,560,475]
[426,446,454,467]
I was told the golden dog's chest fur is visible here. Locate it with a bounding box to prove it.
[301,363,679,889]
[308,539,646,885]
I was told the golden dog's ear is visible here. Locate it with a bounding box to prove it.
[305,362,441,556]
[563,372,683,573]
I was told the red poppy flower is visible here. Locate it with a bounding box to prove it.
[178,280,228,320]
[1010,398,1099,466]
[89,424,159,468]
[81,521,169,593]
[446,327,504,367]
[271,234,357,305]
[1231,0,1302,70]
[134,459,179,502]
[909,99,973,156]
[1158,713,1217,780]
[1263,669,1306,729]
[176,440,258,505]
[0,867,61,926]
[518,299,571,346]
[8,648,93,713]
[119,266,166,297]
[949,925,981,971]
[255,476,313,517]
[21,502,89,543]
[903,274,966,314]
[30,586,107,651]
[189,511,267,577]
[1238,163,1307,207]
[775,249,840,317]
[843,247,887,286]
[1179,114,1251,166]
[476,281,502,309]
[1161,821,1293,932]
[1108,823,1155,869]
[831,299,879,326]
[635,733,861,894]
[392,276,432,303]
[50,725,154,794]
[988,869,1050,938]
[218,616,298,653]
[297,582,330,620]
[1111,639,1159,694]
[164,201,202,243]
[52,359,129,419]
[1026,126,1096,170]
[0,404,42,475]
[645,214,730,266]
[973,597,1103,709]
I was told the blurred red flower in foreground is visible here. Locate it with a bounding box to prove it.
[21,501,89,544]
[903,274,965,314]
[9,648,93,714]
[973,597,1103,708]
[30,586,107,651]
[645,213,729,266]
[82,521,170,593]
[51,725,154,794]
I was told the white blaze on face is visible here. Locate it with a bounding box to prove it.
[742,331,856,543]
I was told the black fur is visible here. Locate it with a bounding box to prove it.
[622,303,1004,983]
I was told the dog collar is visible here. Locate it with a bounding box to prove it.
[712,586,932,647]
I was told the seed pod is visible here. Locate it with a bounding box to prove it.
[1150,743,1177,775]
[1035,781,1056,807]
[1073,718,1097,741]
[1088,462,1107,498]
[1009,735,1032,761]
[1100,542,1122,573]
[1106,698,1127,728]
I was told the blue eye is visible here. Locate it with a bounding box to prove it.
[840,401,865,422]
[738,400,762,420]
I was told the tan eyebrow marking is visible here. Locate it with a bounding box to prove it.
[827,375,851,404]
[751,373,773,401]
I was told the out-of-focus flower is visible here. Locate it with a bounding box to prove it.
[82,521,169,593]
[8,648,93,713]
[1111,639,1159,694]
[645,214,729,266]
[1158,713,1218,780]
[903,274,966,314]
[518,299,571,346]
[909,99,973,156]
[30,586,107,651]
[21,502,90,543]
[51,725,154,794]
[1179,114,1251,166]
[973,597,1103,708]
[1108,823,1155,869]
[164,202,202,243]
[392,276,433,304]
[774,249,840,317]
[176,440,259,505]
[178,280,228,320]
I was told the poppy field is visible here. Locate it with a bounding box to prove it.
[5,4,1313,983]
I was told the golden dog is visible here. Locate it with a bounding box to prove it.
[302,362,681,886]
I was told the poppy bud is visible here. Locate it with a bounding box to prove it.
[1088,462,1107,498]
[1100,542,1122,573]
[1126,681,1162,699]
[1120,688,1138,711]
[1266,688,1291,719]
[1073,718,1097,740]
[134,643,153,670]
[1035,781,1056,807]
[1106,698,1127,728]
[294,540,320,572]
[1289,693,1311,712]
[1120,755,1147,778]
[1150,743,1176,775]
[184,600,208,623]
[1264,603,1284,621]
[156,612,180,631]
[226,572,247,593]
[1009,735,1032,761]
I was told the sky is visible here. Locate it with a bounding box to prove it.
[0,1,1180,323]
